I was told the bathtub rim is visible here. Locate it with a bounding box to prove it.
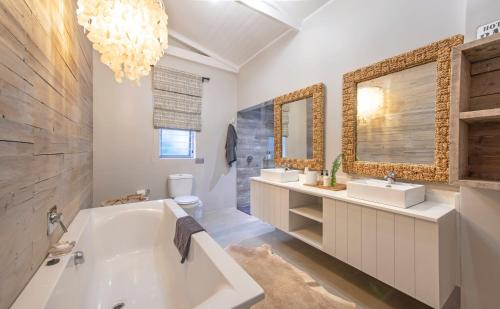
[11,199,264,309]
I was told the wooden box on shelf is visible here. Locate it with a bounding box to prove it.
[450,34,500,190]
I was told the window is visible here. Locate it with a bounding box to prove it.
[282,136,287,157]
[159,129,195,158]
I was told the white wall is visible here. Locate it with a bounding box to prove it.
[459,187,500,308]
[93,53,237,210]
[465,0,500,41]
[460,1,500,308]
[238,0,466,177]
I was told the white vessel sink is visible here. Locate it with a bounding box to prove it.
[347,179,425,208]
[260,168,300,183]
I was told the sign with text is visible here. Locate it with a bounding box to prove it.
[477,19,500,39]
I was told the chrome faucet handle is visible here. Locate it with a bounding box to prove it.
[73,250,85,266]
[384,171,396,184]
[385,171,396,178]
[48,206,68,234]
[280,163,289,171]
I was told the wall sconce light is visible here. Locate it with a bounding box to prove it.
[357,86,384,120]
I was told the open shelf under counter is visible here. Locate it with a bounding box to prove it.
[288,224,322,250]
[289,204,323,223]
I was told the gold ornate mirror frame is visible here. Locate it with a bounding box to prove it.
[342,35,464,182]
[275,83,325,170]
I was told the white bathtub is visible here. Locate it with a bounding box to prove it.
[12,200,263,309]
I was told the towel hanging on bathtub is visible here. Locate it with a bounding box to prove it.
[226,123,238,167]
[174,216,205,263]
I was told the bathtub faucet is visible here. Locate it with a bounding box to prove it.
[48,206,68,234]
[73,251,85,266]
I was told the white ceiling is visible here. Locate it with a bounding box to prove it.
[164,0,330,71]
[276,0,331,21]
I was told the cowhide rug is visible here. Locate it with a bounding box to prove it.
[226,244,357,309]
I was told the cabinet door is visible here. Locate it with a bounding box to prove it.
[250,181,261,220]
[262,183,272,224]
[270,185,282,228]
[278,187,289,232]
[376,211,395,286]
[361,207,377,277]
[347,204,362,269]
[335,201,348,262]
[415,219,439,307]
[395,214,415,297]
[323,198,336,256]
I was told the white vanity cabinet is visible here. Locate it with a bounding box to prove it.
[250,180,289,232]
[250,177,458,309]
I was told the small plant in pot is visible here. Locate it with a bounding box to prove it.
[330,153,342,187]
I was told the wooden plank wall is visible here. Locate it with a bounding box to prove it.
[0,0,92,307]
[467,54,500,181]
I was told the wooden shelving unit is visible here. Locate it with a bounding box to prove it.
[451,34,500,190]
[289,224,323,250]
[459,108,500,123]
[289,204,323,223]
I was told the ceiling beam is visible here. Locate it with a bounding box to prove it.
[169,29,239,72]
[165,46,239,73]
[236,0,301,31]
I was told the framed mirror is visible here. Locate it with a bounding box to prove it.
[342,35,464,182]
[275,83,324,170]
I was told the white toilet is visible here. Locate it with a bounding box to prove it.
[168,174,201,209]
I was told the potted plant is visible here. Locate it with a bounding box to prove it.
[330,153,342,187]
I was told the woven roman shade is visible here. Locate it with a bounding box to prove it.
[152,66,202,131]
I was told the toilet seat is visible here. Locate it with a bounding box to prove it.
[174,195,200,209]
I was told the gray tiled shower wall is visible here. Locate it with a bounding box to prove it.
[236,101,275,213]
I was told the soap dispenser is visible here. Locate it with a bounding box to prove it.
[323,170,331,186]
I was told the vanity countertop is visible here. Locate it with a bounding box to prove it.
[251,177,457,222]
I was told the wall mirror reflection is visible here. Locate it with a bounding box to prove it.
[356,62,437,164]
[342,35,464,182]
[281,97,313,160]
[274,83,324,170]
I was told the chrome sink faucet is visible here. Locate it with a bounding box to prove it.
[280,163,290,171]
[47,206,68,235]
[384,171,396,185]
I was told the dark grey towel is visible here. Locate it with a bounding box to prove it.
[174,216,205,263]
[225,123,238,167]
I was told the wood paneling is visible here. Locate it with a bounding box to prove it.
[0,0,92,307]
[467,121,500,180]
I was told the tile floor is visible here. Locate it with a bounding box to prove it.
[191,207,459,309]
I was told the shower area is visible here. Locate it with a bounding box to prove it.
[236,101,275,214]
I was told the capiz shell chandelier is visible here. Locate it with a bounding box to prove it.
[77,0,168,83]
